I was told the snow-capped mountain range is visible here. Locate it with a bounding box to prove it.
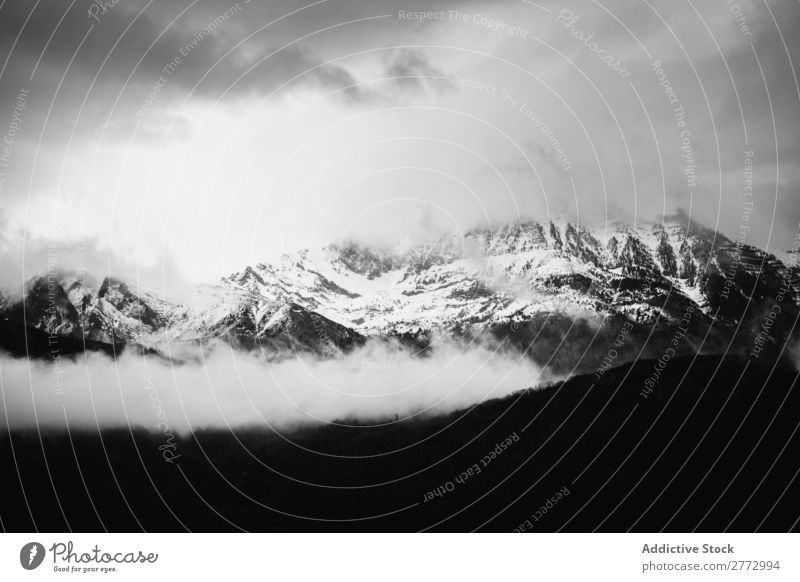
[2,210,798,372]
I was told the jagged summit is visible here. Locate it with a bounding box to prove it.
[2,213,798,371]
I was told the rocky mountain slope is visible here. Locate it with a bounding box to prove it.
[2,210,798,372]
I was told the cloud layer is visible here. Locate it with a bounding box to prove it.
[0,340,544,432]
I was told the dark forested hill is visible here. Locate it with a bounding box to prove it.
[1,354,798,532]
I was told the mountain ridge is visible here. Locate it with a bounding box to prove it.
[2,211,798,372]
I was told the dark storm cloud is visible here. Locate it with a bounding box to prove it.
[0,0,464,143]
[0,0,365,121]
[0,0,459,228]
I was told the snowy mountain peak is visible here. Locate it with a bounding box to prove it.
[3,212,798,372]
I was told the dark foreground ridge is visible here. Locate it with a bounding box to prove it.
[1,354,799,532]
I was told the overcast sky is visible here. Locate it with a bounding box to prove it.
[0,0,798,289]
